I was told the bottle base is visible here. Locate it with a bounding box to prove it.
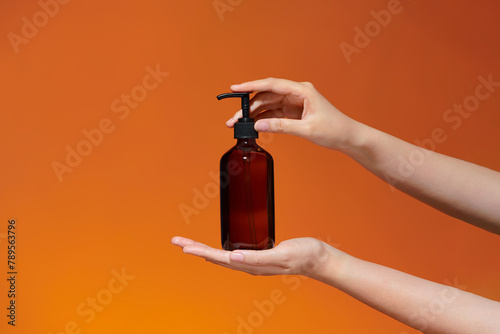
[222,238,275,251]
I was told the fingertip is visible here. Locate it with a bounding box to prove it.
[231,83,254,93]
[182,245,195,255]
[172,237,201,249]
[255,120,270,132]
[227,110,242,127]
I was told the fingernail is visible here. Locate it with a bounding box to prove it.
[226,116,233,124]
[230,252,244,262]
[255,121,269,132]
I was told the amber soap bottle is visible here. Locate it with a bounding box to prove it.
[217,92,275,251]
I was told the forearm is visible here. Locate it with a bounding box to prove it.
[340,121,500,234]
[312,249,500,333]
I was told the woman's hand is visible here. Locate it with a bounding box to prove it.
[227,77,364,152]
[171,236,343,278]
[172,235,500,333]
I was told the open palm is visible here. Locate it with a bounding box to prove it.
[171,236,333,277]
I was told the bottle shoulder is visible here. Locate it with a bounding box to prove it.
[256,144,272,156]
[221,140,273,161]
[220,146,236,164]
[253,143,274,161]
[225,145,272,155]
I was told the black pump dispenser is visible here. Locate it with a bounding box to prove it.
[217,92,258,139]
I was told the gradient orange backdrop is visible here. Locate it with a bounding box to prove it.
[1,1,500,333]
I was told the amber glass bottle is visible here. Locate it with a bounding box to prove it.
[217,93,275,251]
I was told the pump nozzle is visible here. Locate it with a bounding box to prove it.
[217,92,250,118]
[217,92,258,139]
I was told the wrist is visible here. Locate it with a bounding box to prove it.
[306,243,352,287]
[336,120,383,164]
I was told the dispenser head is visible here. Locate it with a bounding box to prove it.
[217,92,258,139]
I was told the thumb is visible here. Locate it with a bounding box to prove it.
[255,118,306,137]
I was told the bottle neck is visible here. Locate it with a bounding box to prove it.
[236,138,258,149]
[236,138,256,144]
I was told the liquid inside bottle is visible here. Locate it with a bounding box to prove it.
[220,138,275,250]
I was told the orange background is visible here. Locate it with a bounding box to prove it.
[1,0,500,333]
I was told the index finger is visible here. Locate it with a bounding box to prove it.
[231,77,305,96]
